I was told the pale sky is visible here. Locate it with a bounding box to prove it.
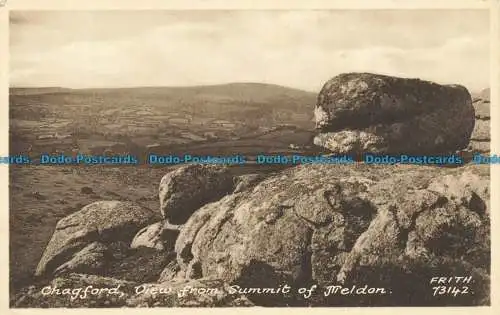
[9,10,490,92]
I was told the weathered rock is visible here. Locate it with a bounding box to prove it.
[313,130,387,155]
[316,72,473,130]
[233,174,266,193]
[468,141,490,153]
[158,259,184,283]
[468,96,490,154]
[174,163,489,306]
[473,100,490,120]
[53,242,108,276]
[131,222,165,250]
[314,73,474,155]
[35,201,159,277]
[470,119,490,141]
[159,164,235,224]
[105,248,176,283]
[12,273,253,307]
[130,222,179,252]
[427,171,489,215]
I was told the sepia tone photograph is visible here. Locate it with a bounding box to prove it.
[8,8,492,308]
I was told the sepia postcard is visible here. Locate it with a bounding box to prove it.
[1,0,499,313]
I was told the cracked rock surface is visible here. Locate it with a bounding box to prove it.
[173,163,490,306]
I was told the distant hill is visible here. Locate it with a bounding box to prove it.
[10,83,318,130]
[9,83,318,151]
[10,83,316,105]
[9,87,74,96]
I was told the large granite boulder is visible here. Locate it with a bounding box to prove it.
[173,163,490,306]
[314,73,475,155]
[35,201,159,277]
[159,165,235,224]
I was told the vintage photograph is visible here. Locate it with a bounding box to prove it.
[8,9,491,307]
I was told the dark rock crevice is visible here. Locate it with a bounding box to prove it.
[292,207,323,229]
[296,228,314,286]
[55,223,81,231]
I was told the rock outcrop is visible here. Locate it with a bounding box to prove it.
[469,90,490,153]
[53,242,108,276]
[130,221,179,252]
[314,73,475,155]
[24,162,491,307]
[35,201,159,277]
[159,165,235,224]
[172,163,490,306]
[18,77,491,308]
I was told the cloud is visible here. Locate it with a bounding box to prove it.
[9,10,490,91]
[321,34,490,89]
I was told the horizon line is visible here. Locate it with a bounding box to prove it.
[9,83,490,94]
[8,82,320,93]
